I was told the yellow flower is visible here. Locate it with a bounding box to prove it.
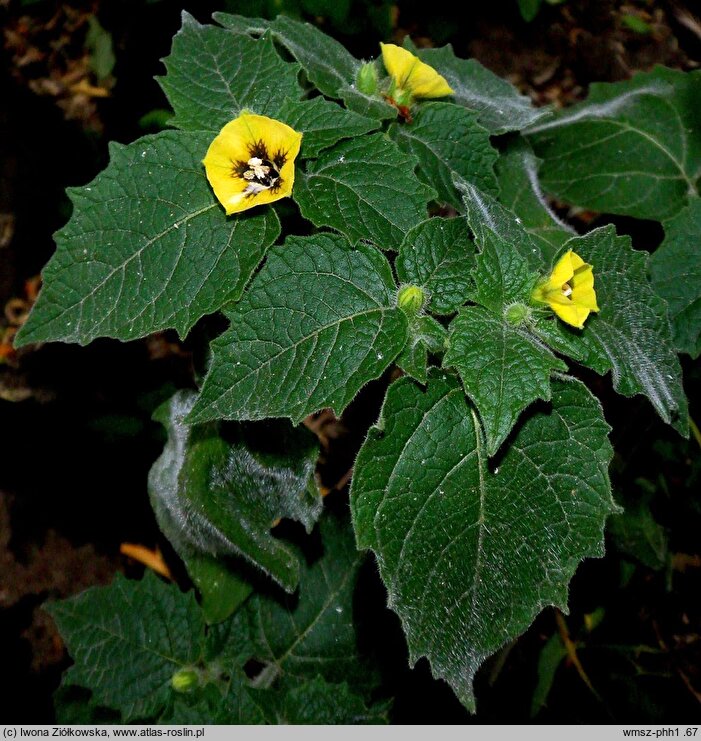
[380,43,453,103]
[531,250,599,329]
[203,113,302,215]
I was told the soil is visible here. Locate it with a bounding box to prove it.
[0,0,699,724]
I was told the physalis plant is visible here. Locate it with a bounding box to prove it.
[19,11,699,723]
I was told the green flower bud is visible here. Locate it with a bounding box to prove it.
[504,302,530,326]
[392,87,413,108]
[356,62,378,95]
[398,285,425,314]
[171,668,200,693]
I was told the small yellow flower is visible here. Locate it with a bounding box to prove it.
[531,250,599,329]
[203,113,302,215]
[380,43,453,103]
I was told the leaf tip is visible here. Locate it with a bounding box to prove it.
[179,10,201,29]
[11,322,34,349]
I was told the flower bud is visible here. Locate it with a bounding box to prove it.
[504,302,530,326]
[356,62,378,95]
[398,285,425,314]
[392,87,413,109]
[171,668,200,693]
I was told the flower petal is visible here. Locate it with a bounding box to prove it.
[549,250,575,287]
[569,251,586,270]
[571,264,594,290]
[203,113,302,215]
[573,286,599,311]
[550,302,590,329]
[571,259,599,311]
[380,43,453,99]
[531,249,599,327]
[381,43,417,88]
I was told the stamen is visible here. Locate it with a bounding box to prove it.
[244,182,269,195]
[236,153,282,195]
[562,283,573,298]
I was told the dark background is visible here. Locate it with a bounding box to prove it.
[0,0,699,723]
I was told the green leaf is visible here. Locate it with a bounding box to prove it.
[351,372,617,712]
[261,677,390,724]
[341,86,398,121]
[397,315,447,384]
[295,134,435,251]
[527,67,701,220]
[189,234,408,424]
[149,390,322,594]
[233,517,383,722]
[16,131,280,347]
[278,97,379,158]
[244,514,369,688]
[214,13,396,124]
[396,341,427,385]
[160,14,302,132]
[518,0,543,22]
[531,633,567,718]
[211,13,399,121]
[608,501,667,570]
[54,683,119,725]
[444,228,566,454]
[163,675,267,724]
[86,16,115,81]
[395,217,475,315]
[211,14,270,36]
[445,307,566,456]
[467,229,536,312]
[216,13,360,99]
[529,315,588,364]
[650,196,701,358]
[52,514,379,724]
[219,513,379,719]
[268,15,360,98]
[534,226,689,435]
[495,138,574,263]
[47,572,204,721]
[458,185,610,376]
[454,175,547,268]
[406,41,550,134]
[138,108,173,131]
[621,13,653,34]
[389,103,498,208]
[186,556,252,625]
[205,609,253,669]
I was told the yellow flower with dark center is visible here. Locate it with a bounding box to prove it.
[380,43,453,105]
[203,113,302,215]
[531,250,599,329]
